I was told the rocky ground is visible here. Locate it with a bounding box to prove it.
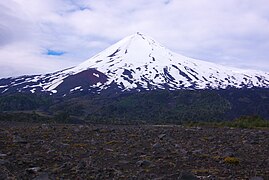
[0,122,268,180]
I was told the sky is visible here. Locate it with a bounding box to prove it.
[0,0,269,78]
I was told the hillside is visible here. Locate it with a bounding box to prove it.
[0,88,268,124]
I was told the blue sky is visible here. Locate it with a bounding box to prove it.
[47,50,65,56]
[0,0,269,77]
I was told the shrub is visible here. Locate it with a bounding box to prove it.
[232,115,269,128]
[224,157,240,165]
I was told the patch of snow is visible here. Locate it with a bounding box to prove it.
[44,80,64,92]
[30,88,36,93]
[2,89,8,93]
[93,73,99,78]
[51,90,57,93]
[70,86,82,92]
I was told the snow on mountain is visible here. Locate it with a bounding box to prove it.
[1,32,269,95]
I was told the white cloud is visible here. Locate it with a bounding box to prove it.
[0,0,269,77]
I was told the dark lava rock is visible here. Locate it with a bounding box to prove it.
[0,153,7,158]
[26,167,41,174]
[33,172,51,180]
[250,177,264,180]
[136,160,152,167]
[152,143,161,149]
[13,135,27,144]
[222,148,236,157]
[179,171,199,180]
[0,159,10,165]
[0,170,8,180]
[158,134,166,139]
[118,160,130,165]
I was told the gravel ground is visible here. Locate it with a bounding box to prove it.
[0,123,268,179]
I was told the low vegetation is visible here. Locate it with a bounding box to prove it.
[223,157,240,165]
[188,115,269,129]
[0,88,269,126]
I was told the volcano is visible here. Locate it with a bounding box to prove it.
[1,32,269,96]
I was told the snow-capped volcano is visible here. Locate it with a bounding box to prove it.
[1,32,269,95]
